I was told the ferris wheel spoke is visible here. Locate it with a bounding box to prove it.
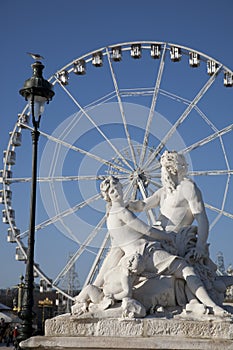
[123,177,137,201]
[142,65,222,169]
[35,261,74,300]
[83,230,110,287]
[120,87,154,97]
[38,129,131,175]
[139,44,167,167]
[182,124,233,155]
[145,170,161,178]
[221,172,231,212]
[195,106,219,131]
[106,47,137,168]
[35,266,72,300]
[33,265,53,290]
[205,203,233,220]
[206,170,231,230]
[54,77,134,171]
[21,124,128,174]
[137,178,157,225]
[145,162,161,173]
[159,88,190,105]
[47,174,128,181]
[7,174,128,184]
[48,179,82,243]
[53,215,107,286]
[84,90,117,108]
[128,178,140,201]
[148,178,162,189]
[34,262,75,300]
[194,106,230,170]
[189,169,233,176]
[19,193,101,239]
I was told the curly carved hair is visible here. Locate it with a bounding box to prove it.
[100,176,120,202]
[160,150,188,192]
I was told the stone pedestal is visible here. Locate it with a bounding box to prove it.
[19,335,233,350]
[20,313,233,350]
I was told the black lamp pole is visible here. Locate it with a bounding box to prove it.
[17,60,54,344]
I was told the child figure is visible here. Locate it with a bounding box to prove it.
[72,252,146,316]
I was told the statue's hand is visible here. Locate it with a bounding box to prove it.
[193,242,207,261]
[126,200,145,212]
[165,232,176,247]
[140,272,157,279]
[160,232,178,255]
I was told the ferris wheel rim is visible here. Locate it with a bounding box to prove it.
[49,41,233,80]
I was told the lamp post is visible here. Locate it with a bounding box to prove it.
[13,275,25,313]
[17,60,54,344]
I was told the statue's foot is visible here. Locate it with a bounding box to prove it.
[185,300,207,315]
[211,305,231,317]
[72,301,88,316]
[98,296,114,310]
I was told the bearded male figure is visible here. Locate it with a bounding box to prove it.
[127,150,227,304]
[128,150,208,260]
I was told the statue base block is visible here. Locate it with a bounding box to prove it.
[20,312,233,350]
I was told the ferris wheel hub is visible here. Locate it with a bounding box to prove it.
[129,169,149,188]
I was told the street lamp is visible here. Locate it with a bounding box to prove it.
[17,59,54,343]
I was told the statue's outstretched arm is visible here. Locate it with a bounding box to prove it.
[120,208,174,243]
[127,188,162,212]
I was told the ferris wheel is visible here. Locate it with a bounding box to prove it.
[1,41,233,302]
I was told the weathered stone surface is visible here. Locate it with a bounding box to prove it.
[95,318,143,337]
[20,335,233,350]
[146,318,233,339]
[19,313,233,350]
[45,315,97,337]
[45,314,233,340]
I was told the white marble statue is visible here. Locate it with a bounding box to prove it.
[127,150,230,304]
[72,150,231,318]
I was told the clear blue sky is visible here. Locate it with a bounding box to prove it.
[0,0,233,292]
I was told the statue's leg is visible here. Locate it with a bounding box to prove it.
[184,284,196,303]
[74,285,92,303]
[71,285,104,316]
[216,275,233,288]
[86,285,104,304]
[173,260,229,316]
[147,250,229,316]
[74,285,103,304]
[93,247,124,287]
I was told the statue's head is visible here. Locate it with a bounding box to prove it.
[123,252,145,274]
[160,150,188,176]
[160,151,188,191]
[100,176,122,202]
